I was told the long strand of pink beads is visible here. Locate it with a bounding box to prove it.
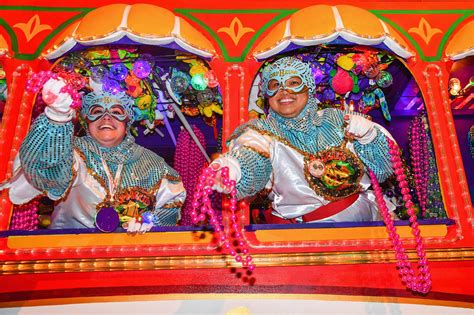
[409,114,429,216]
[369,137,431,294]
[191,166,255,271]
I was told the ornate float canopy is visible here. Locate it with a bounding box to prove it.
[42,3,216,60]
[252,4,415,60]
[445,19,474,60]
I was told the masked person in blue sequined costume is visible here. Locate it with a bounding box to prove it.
[211,56,396,223]
[4,78,185,231]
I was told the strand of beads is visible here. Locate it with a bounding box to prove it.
[408,113,429,216]
[9,200,39,230]
[191,166,255,271]
[368,137,431,294]
[174,126,207,225]
[26,71,82,110]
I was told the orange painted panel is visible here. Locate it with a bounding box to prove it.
[0,34,8,51]
[445,19,474,57]
[291,5,336,39]
[75,4,127,40]
[337,5,385,38]
[128,4,175,37]
[43,21,80,54]
[179,18,216,53]
[253,19,288,54]
[384,23,413,52]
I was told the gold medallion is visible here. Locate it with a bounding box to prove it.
[304,142,364,201]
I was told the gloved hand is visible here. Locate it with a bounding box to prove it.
[125,217,153,234]
[42,78,74,122]
[344,114,377,145]
[209,156,241,193]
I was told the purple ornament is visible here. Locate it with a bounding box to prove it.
[109,63,129,81]
[59,59,75,72]
[311,64,324,85]
[322,88,335,101]
[95,207,119,233]
[102,77,122,94]
[358,77,370,91]
[132,60,152,79]
[349,91,363,101]
[141,211,154,225]
[90,65,108,83]
[321,62,333,74]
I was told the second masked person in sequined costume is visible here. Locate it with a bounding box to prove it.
[210,56,396,223]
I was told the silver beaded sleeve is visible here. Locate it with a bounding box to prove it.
[19,114,75,200]
[151,207,181,226]
[226,147,272,200]
[354,128,393,182]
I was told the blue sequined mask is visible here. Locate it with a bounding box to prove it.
[261,57,315,98]
[82,91,135,123]
[86,103,128,122]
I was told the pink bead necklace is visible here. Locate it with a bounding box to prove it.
[369,137,431,294]
[409,114,429,217]
[191,166,255,271]
[191,139,430,291]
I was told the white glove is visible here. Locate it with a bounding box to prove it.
[344,114,377,145]
[42,78,74,122]
[125,217,153,234]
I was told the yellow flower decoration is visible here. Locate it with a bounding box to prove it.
[86,48,110,59]
[199,102,223,117]
[337,54,355,71]
[136,94,153,110]
[190,63,208,76]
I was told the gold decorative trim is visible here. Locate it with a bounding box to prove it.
[1,248,473,275]
[408,17,442,45]
[13,15,52,42]
[242,145,271,159]
[148,178,162,195]
[163,201,184,209]
[55,158,79,203]
[75,147,109,196]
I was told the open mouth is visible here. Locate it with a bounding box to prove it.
[278,98,296,104]
[98,124,115,130]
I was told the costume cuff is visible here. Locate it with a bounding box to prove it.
[357,127,378,145]
[45,106,75,123]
